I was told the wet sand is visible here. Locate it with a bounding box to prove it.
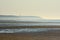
[1,26,60,29]
[0,30,60,40]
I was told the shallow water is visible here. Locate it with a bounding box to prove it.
[0,28,60,33]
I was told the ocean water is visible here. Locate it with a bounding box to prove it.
[0,28,60,33]
[0,22,60,27]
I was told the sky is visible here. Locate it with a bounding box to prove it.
[0,0,60,19]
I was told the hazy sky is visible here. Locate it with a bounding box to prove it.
[0,0,60,19]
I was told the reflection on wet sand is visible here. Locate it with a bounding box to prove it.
[0,29,60,40]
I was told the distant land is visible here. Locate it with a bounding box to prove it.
[0,15,60,22]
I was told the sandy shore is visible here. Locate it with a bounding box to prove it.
[1,26,60,29]
[0,30,60,40]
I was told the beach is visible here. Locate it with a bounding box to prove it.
[0,29,60,40]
